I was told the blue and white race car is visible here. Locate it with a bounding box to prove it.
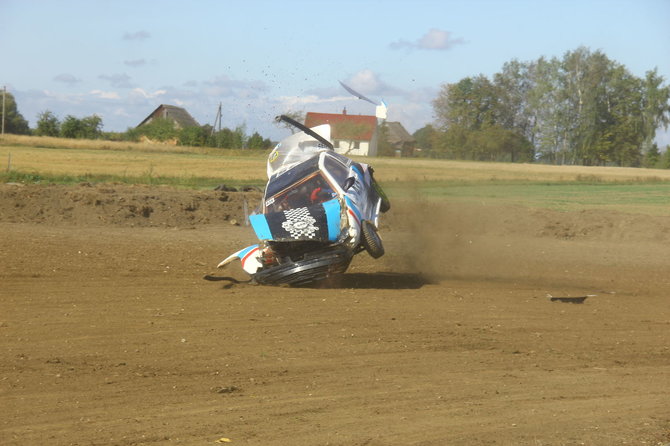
[215,115,389,286]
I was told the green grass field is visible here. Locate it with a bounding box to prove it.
[395,181,670,215]
[2,135,669,215]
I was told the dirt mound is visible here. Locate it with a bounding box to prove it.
[0,183,262,227]
[4,183,668,243]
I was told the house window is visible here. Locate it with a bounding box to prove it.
[333,140,340,149]
[354,141,360,150]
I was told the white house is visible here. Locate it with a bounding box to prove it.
[304,110,379,156]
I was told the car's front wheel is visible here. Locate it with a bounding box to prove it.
[361,220,384,259]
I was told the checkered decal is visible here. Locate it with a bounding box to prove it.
[281,207,319,239]
[262,203,330,241]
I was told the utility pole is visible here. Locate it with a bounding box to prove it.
[2,85,6,135]
[210,102,222,136]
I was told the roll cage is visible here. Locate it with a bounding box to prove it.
[263,151,354,213]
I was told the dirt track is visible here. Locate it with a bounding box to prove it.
[1,183,669,445]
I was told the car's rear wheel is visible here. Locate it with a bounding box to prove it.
[361,220,384,259]
[372,179,390,213]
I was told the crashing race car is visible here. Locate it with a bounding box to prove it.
[214,115,390,286]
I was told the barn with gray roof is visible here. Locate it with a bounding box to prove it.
[137,104,199,129]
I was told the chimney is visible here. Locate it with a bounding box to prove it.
[342,106,347,115]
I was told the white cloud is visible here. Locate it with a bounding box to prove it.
[390,28,466,51]
[342,70,405,99]
[387,100,434,134]
[348,70,382,93]
[130,88,167,99]
[41,89,86,104]
[89,90,120,100]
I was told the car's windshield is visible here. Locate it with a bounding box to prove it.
[265,156,320,198]
[264,171,336,213]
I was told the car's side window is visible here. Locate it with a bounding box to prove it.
[323,156,350,188]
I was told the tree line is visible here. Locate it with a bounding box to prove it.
[124,117,273,149]
[422,46,670,167]
[3,46,670,166]
[0,93,274,150]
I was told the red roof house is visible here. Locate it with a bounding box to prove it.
[304,110,379,156]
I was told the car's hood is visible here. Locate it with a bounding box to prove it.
[250,198,342,242]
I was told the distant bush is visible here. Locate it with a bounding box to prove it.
[126,118,178,143]
[60,114,103,139]
[35,110,60,137]
[178,126,208,147]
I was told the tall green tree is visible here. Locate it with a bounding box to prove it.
[246,131,272,150]
[601,65,645,166]
[642,143,661,168]
[494,59,536,142]
[178,126,207,146]
[60,114,103,139]
[60,115,83,138]
[558,47,612,164]
[35,110,61,136]
[530,56,583,164]
[641,69,670,152]
[1,91,30,135]
[433,46,670,166]
[433,75,499,131]
[434,73,536,161]
[660,146,670,169]
[209,125,246,149]
[80,115,103,139]
[413,124,438,155]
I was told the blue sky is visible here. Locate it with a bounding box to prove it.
[2,0,669,144]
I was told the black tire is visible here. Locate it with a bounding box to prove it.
[253,246,352,286]
[372,178,390,213]
[361,220,385,259]
[379,196,391,214]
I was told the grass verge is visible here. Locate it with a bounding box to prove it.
[383,181,670,215]
[2,136,670,215]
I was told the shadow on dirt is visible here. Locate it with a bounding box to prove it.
[319,272,429,289]
[205,272,429,289]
